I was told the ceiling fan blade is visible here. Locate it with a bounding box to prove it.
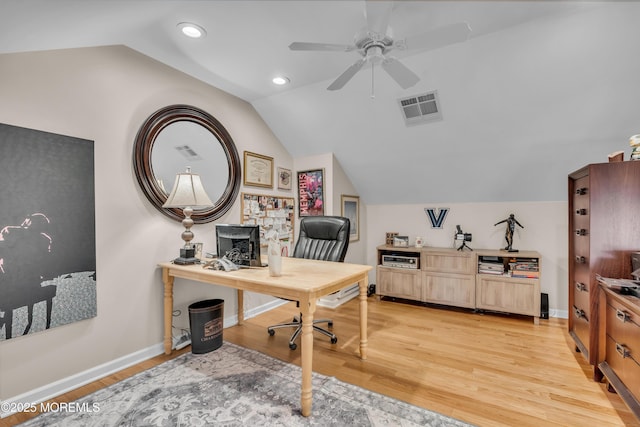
[401,22,472,52]
[289,42,356,52]
[381,57,420,89]
[365,0,393,35]
[327,58,367,91]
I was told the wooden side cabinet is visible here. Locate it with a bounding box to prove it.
[376,245,541,323]
[475,250,541,324]
[422,248,476,308]
[376,246,422,301]
[598,284,640,420]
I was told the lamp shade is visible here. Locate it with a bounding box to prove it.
[162,169,214,208]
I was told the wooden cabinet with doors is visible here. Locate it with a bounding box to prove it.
[376,245,540,323]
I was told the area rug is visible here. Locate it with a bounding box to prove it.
[19,342,473,426]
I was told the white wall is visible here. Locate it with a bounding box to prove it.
[366,201,568,316]
[0,45,292,401]
[293,153,365,265]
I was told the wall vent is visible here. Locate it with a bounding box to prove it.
[398,90,442,126]
[175,144,202,161]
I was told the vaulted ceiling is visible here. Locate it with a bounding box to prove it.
[2,1,639,204]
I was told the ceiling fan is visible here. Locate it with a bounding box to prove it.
[289,1,471,91]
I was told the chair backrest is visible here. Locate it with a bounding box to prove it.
[292,216,350,262]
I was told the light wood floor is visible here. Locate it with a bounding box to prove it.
[3,296,639,426]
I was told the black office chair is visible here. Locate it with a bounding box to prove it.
[267,216,350,350]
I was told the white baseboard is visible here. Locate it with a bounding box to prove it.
[1,342,165,418]
[0,300,287,418]
[550,308,568,319]
[317,284,359,308]
[2,299,569,419]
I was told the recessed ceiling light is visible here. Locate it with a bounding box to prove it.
[177,22,206,39]
[272,76,290,85]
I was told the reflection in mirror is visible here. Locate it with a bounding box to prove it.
[151,121,229,207]
[133,105,241,223]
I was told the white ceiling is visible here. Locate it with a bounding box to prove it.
[2,1,639,204]
[0,0,588,101]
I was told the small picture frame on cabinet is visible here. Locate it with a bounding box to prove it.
[393,235,409,247]
[386,232,398,246]
[193,242,203,260]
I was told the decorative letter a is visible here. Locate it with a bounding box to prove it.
[424,208,449,229]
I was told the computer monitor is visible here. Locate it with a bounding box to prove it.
[215,224,264,267]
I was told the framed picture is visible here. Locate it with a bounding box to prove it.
[193,242,203,259]
[0,123,96,341]
[277,167,292,190]
[341,194,360,242]
[243,151,273,188]
[241,192,295,256]
[297,169,324,216]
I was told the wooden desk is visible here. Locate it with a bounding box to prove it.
[159,257,372,417]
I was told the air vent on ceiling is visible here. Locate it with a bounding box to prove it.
[398,90,442,126]
[174,145,202,161]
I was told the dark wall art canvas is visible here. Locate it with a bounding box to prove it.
[0,123,96,341]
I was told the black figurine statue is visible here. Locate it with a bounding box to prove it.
[494,213,524,252]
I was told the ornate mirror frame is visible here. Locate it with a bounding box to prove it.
[133,104,241,223]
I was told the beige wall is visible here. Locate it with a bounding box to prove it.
[0,45,293,401]
[293,153,365,265]
[366,201,568,315]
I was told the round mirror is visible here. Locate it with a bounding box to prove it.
[133,105,241,223]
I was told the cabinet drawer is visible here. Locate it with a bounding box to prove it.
[605,335,640,399]
[606,299,640,351]
[573,175,590,200]
[573,282,590,315]
[422,252,475,274]
[423,272,475,308]
[571,304,590,354]
[377,266,421,300]
[476,276,540,316]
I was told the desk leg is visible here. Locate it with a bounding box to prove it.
[162,268,174,355]
[358,275,368,360]
[237,289,244,325]
[299,297,316,417]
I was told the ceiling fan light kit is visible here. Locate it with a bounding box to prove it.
[288,1,471,92]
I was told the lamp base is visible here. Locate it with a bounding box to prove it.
[173,247,199,265]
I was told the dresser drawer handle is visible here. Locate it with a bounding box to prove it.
[575,229,588,236]
[575,188,588,195]
[575,282,587,292]
[574,307,586,320]
[575,208,588,215]
[616,309,631,323]
[615,343,630,359]
[575,256,586,264]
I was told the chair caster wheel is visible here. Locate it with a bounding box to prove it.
[331,337,337,344]
[328,321,333,328]
[289,342,297,350]
[268,329,275,336]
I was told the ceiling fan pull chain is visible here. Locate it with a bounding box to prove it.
[371,64,375,99]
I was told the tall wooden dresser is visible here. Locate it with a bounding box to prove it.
[568,160,640,378]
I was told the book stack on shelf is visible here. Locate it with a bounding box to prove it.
[509,257,539,279]
[478,256,505,275]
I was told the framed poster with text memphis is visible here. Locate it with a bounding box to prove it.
[297,169,324,217]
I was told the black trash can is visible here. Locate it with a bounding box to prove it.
[188,299,224,354]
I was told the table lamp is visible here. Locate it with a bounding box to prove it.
[163,167,214,264]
